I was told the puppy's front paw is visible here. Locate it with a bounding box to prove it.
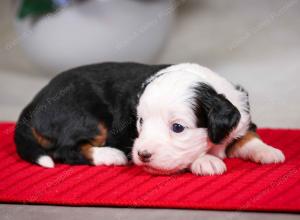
[228,138,285,164]
[91,147,128,166]
[190,154,227,176]
[250,145,285,164]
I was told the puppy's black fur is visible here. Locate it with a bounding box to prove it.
[193,83,241,144]
[15,62,169,165]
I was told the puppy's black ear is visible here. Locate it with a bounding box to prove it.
[193,83,241,144]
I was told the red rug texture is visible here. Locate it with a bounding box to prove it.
[0,122,300,212]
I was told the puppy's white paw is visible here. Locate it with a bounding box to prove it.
[91,147,128,166]
[250,145,285,164]
[190,154,227,176]
[36,155,55,168]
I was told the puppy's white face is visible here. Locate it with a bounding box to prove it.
[132,70,209,174]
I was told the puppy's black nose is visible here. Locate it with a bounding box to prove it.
[138,150,152,162]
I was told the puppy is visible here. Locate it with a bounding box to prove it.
[14,62,285,175]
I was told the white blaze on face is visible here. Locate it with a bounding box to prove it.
[132,66,210,174]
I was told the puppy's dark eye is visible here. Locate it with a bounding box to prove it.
[172,123,185,133]
[139,118,143,125]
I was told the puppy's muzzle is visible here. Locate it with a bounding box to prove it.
[138,150,152,163]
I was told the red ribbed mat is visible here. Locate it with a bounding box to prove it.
[0,123,300,212]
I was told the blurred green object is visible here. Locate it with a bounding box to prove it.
[17,0,57,19]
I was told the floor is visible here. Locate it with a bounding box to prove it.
[1,204,300,220]
[0,0,299,219]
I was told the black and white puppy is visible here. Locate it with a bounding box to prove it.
[15,62,285,176]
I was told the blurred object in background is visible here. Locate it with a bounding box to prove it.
[1,0,300,128]
[13,0,175,75]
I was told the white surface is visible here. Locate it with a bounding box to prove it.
[0,71,48,121]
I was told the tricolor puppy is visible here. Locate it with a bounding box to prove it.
[15,62,285,176]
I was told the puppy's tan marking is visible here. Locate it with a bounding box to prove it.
[80,143,94,161]
[226,131,259,157]
[80,122,108,162]
[91,122,108,147]
[31,127,52,149]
